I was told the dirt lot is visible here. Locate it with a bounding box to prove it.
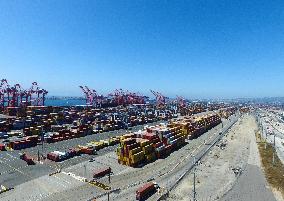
[167,114,268,201]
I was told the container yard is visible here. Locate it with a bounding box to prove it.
[0,91,238,201]
[2,0,284,200]
[1,77,281,201]
[0,78,243,201]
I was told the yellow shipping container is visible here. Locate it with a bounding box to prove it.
[145,152,156,162]
[100,140,108,146]
[123,156,129,163]
[117,154,122,161]
[129,147,142,156]
[130,155,139,164]
[130,151,144,164]
[116,146,121,154]
[142,145,153,155]
[139,139,150,147]
[181,128,188,135]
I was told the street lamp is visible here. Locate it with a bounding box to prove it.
[192,155,197,201]
[272,132,276,165]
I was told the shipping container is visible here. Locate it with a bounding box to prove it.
[93,167,112,178]
[136,182,157,201]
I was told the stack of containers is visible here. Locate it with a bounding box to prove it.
[192,117,206,138]
[219,107,237,119]
[164,126,185,150]
[23,126,41,136]
[152,129,166,159]
[0,121,11,133]
[44,124,93,143]
[93,120,103,133]
[79,146,96,155]
[117,122,189,167]
[9,135,38,150]
[47,148,80,162]
[117,136,146,167]
[204,114,221,130]
[140,134,157,162]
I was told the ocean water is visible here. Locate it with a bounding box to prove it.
[45,99,86,106]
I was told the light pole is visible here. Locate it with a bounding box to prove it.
[272,133,276,165]
[192,155,197,201]
[41,127,45,159]
[84,164,86,178]
[107,172,111,201]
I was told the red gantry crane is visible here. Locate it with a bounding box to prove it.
[84,86,97,106]
[150,90,168,108]
[0,79,48,109]
[79,86,99,106]
[28,82,48,106]
[29,82,40,106]
[37,88,48,106]
[125,91,136,105]
[127,92,148,104]
[108,89,126,106]
[176,96,187,108]
[0,79,13,108]
[109,89,147,106]
[14,84,29,107]
[176,95,188,115]
[0,79,16,109]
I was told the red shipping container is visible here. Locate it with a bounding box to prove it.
[165,145,172,155]
[136,182,156,200]
[47,152,59,162]
[124,138,136,145]
[53,137,59,142]
[13,141,20,150]
[93,167,111,178]
[153,142,162,148]
[0,144,6,151]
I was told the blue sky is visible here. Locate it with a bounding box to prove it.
[0,0,284,99]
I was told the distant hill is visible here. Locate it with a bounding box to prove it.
[231,97,284,104]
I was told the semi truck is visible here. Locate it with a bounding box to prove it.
[20,153,35,165]
[136,182,159,200]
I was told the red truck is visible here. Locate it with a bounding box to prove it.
[0,144,6,151]
[20,153,35,165]
[136,182,159,200]
[93,167,112,178]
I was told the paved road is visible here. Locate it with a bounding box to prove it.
[221,164,277,201]
[222,112,277,201]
